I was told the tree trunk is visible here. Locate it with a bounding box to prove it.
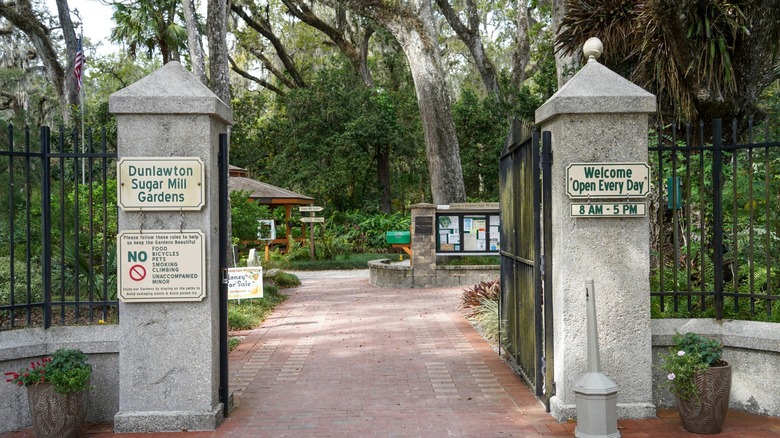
[376,145,392,213]
[512,0,531,89]
[435,0,500,98]
[208,0,230,104]
[552,0,578,87]
[182,0,207,84]
[55,0,79,114]
[357,28,375,88]
[385,4,466,204]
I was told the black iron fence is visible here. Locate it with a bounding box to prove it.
[1,124,118,329]
[649,118,780,321]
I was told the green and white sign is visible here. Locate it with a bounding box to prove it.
[567,162,650,199]
[571,202,647,217]
[118,157,205,210]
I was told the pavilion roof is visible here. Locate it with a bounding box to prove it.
[228,165,314,205]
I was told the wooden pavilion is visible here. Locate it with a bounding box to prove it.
[228,165,314,248]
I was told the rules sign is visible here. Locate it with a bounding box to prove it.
[117,230,206,302]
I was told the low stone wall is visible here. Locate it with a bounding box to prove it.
[368,259,498,288]
[0,326,120,433]
[651,319,780,417]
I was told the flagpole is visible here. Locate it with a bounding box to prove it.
[80,26,86,185]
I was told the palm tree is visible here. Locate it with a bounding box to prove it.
[556,0,780,125]
[109,0,188,64]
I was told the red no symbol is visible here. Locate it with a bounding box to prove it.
[129,264,146,281]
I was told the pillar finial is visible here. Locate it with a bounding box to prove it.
[583,37,603,62]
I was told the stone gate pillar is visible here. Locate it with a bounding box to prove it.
[535,40,656,420]
[411,203,436,287]
[109,62,232,432]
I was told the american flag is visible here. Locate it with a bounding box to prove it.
[74,37,84,92]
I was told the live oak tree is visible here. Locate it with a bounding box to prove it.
[182,0,206,84]
[343,0,467,205]
[207,0,230,104]
[230,0,466,207]
[0,0,80,123]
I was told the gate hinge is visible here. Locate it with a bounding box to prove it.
[220,268,229,285]
[548,150,553,165]
[551,380,557,396]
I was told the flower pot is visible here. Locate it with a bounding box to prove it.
[26,382,88,438]
[676,362,731,434]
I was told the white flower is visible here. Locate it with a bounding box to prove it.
[677,350,685,356]
[667,373,676,380]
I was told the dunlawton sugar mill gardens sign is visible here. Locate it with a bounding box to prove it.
[566,162,650,218]
[117,230,206,302]
[118,157,205,210]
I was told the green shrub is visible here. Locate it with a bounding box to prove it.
[316,226,352,259]
[439,255,500,266]
[284,238,311,261]
[227,307,256,330]
[264,284,279,296]
[659,332,724,401]
[266,271,301,288]
[0,256,44,305]
[47,348,92,394]
[51,239,117,301]
[329,210,411,252]
[230,190,272,242]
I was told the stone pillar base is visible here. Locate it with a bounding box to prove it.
[114,404,223,433]
[551,397,656,422]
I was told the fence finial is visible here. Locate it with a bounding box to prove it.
[583,37,603,62]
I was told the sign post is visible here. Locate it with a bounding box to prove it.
[299,206,323,260]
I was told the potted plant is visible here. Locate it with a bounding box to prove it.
[660,332,731,434]
[4,348,92,438]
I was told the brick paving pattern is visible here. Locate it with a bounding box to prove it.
[3,273,780,437]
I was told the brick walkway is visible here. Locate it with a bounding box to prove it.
[4,274,780,437]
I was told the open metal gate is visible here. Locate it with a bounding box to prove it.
[498,121,554,410]
[218,133,230,417]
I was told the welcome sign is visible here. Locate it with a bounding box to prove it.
[566,162,650,199]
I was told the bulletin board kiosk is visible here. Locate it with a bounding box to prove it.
[435,203,500,255]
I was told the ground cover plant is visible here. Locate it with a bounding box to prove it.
[460,279,500,318]
[228,284,288,331]
[460,279,504,347]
